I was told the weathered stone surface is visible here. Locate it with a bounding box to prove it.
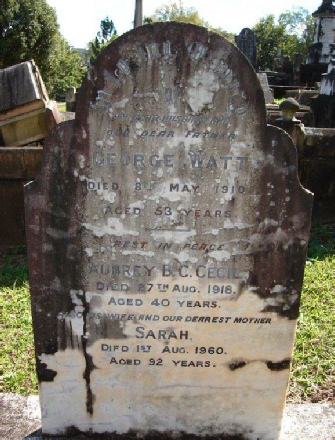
[236,28,257,70]
[25,23,313,439]
[0,60,49,112]
[257,73,273,104]
[0,61,62,146]
[66,86,77,112]
[0,147,42,248]
[307,1,335,66]
[2,395,335,440]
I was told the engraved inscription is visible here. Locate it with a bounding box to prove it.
[25,22,312,439]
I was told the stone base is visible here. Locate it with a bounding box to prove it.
[1,394,334,440]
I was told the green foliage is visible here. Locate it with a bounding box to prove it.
[152,0,205,25]
[274,98,285,105]
[0,247,37,394]
[288,223,335,402]
[252,15,288,70]
[1,282,37,394]
[253,7,314,71]
[89,17,118,65]
[57,102,66,113]
[143,16,154,25]
[0,0,86,99]
[279,7,315,64]
[290,256,334,402]
[0,246,28,288]
[306,223,335,261]
[210,27,235,43]
[279,6,314,45]
[0,0,58,71]
[44,34,87,99]
[99,17,117,43]
[148,1,234,43]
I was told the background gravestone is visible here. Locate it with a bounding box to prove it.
[25,23,313,439]
[257,72,274,104]
[235,28,257,70]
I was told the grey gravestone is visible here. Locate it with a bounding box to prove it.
[25,23,313,439]
[235,28,257,70]
[0,60,49,112]
[65,86,76,112]
[257,73,274,104]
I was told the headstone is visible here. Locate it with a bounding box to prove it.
[65,86,76,112]
[299,91,318,106]
[306,0,335,66]
[294,53,303,70]
[0,60,49,112]
[293,53,303,85]
[25,23,313,439]
[0,60,61,146]
[311,58,335,127]
[235,28,257,70]
[315,0,335,15]
[272,57,283,72]
[257,73,274,104]
[320,58,335,95]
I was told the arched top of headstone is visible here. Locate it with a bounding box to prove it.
[238,28,256,38]
[313,0,335,16]
[77,22,265,128]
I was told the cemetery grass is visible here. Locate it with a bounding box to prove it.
[56,102,66,112]
[0,224,334,402]
[0,246,37,394]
